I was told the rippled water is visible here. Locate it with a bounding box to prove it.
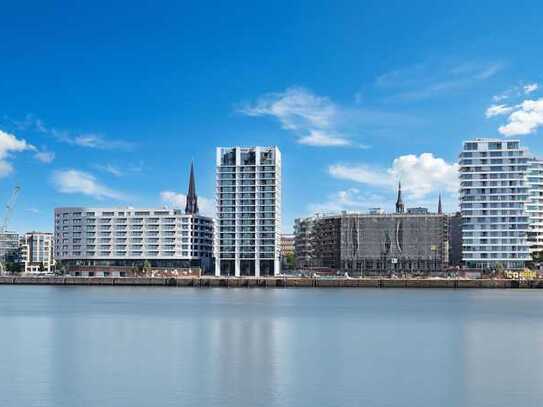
[1,286,542,407]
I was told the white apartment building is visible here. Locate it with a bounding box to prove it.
[215,146,281,276]
[459,139,534,269]
[20,232,55,273]
[54,207,213,275]
[526,159,543,253]
[54,163,214,276]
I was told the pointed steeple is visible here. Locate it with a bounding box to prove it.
[437,193,442,214]
[395,181,404,214]
[185,161,199,215]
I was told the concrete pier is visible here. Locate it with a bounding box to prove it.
[1,276,543,288]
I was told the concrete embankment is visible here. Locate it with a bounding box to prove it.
[1,276,543,288]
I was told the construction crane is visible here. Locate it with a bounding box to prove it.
[1,185,21,233]
[0,185,21,275]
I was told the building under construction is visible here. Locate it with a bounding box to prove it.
[295,183,449,275]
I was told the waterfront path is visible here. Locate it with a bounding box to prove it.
[0,276,542,288]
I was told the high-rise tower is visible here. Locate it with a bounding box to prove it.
[215,146,282,277]
[459,139,533,270]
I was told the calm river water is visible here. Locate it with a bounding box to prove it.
[1,286,542,407]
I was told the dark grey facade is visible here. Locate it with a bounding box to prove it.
[339,214,448,275]
[294,184,449,275]
[294,216,315,269]
[295,212,449,275]
[448,212,463,267]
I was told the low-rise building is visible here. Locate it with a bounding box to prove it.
[0,231,19,272]
[20,232,55,273]
[280,234,295,254]
[280,234,295,269]
[294,184,449,275]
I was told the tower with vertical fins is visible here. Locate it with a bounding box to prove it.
[437,193,442,214]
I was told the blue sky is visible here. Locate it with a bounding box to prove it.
[1,1,543,233]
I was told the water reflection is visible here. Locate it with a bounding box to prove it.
[1,287,543,406]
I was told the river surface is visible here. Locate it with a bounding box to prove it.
[1,286,542,407]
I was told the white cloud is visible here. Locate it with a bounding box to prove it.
[11,114,47,133]
[524,83,539,94]
[238,87,423,147]
[160,191,215,218]
[493,82,539,102]
[475,63,503,80]
[52,170,126,200]
[329,153,459,199]
[239,87,352,147]
[34,150,55,163]
[298,130,351,146]
[389,154,459,197]
[329,164,391,188]
[308,188,388,214]
[69,133,134,150]
[377,61,503,101]
[485,104,515,118]
[493,93,509,102]
[0,129,33,177]
[9,115,134,151]
[498,98,543,136]
[94,162,144,177]
[95,163,123,177]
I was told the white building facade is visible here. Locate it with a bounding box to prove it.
[54,207,213,275]
[20,232,55,273]
[459,139,533,269]
[215,146,281,276]
[526,159,543,253]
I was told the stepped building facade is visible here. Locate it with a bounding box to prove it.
[459,139,543,270]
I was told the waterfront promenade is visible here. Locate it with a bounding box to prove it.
[1,276,542,288]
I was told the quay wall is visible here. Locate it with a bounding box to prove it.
[1,276,543,288]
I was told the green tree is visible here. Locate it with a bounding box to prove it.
[285,253,295,269]
[531,251,543,263]
[5,261,21,274]
[495,262,505,276]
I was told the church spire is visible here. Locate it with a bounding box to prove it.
[437,193,442,214]
[185,161,199,215]
[395,181,404,214]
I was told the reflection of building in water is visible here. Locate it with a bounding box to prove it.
[294,183,449,275]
